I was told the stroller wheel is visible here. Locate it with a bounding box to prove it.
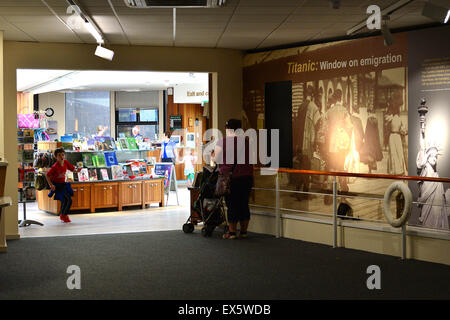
[201,227,207,237]
[183,223,194,233]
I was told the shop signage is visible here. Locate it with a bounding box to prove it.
[174,83,209,104]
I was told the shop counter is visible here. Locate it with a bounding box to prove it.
[37,177,165,214]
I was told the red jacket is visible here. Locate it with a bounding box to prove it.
[47,160,75,184]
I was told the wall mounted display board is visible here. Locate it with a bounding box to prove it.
[242,25,450,231]
[154,162,179,205]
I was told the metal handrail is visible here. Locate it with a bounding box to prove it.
[254,167,450,183]
[250,166,449,260]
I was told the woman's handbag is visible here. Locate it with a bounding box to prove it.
[215,164,236,197]
[215,172,232,196]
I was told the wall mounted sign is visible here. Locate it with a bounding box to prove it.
[174,83,209,104]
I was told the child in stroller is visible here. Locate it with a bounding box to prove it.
[182,165,228,237]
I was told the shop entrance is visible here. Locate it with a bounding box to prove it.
[16,70,213,237]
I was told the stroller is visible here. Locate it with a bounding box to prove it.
[182,165,228,237]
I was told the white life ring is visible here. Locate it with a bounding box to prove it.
[383,182,413,228]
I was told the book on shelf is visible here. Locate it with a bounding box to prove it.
[100,168,110,180]
[73,139,83,151]
[62,142,73,150]
[131,162,140,176]
[87,139,96,151]
[92,154,107,167]
[118,138,129,150]
[111,165,124,180]
[82,153,94,167]
[127,137,138,150]
[138,140,151,150]
[123,163,133,178]
[95,136,116,151]
[66,171,74,182]
[104,151,118,167]
[88,168,98,181]
[61,135,73,150]
[78,168,89,182]
[138,161,148,174]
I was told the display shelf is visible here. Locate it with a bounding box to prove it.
[37,177,165,214]
[17,129,37,202]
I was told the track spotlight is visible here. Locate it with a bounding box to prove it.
[95,45,114,61]
[381,16,394,46]
[422,2,450,23]
[330,0,340,9]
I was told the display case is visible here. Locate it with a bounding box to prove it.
[36,143,166,214]
[37,178,164,214]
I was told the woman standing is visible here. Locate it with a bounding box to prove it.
[160,131,178,164]
[214,119,254,239]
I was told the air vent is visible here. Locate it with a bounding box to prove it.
[124,0,226,8]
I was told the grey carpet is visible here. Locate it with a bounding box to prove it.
[0,230,449,300]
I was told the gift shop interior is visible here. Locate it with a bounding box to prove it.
[17,69,210,237]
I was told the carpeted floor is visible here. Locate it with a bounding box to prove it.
[0,230,449,300]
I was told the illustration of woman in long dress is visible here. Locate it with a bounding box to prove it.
[416,126,449,230]
[385,93,407,175]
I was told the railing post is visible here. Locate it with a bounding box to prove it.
[275,172,280,238]
[333,176,337,248]
[401,224,407,260]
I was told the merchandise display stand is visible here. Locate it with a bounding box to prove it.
[18,200,43,227]
[154,162,179,206]
[17,128,43,227]
[167,164,179,206]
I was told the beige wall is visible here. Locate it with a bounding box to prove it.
[249,214,450,265]
[38,91,65,137]
[2,41,243,237]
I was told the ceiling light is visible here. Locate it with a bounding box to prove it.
[95,45,114,61]
[381,16,394,46]
[85,21,104,44]
[422,2,450,23]
[330,0,340,9]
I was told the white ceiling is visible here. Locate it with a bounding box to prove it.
[1,0,449,51]
[16,69,209,93]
